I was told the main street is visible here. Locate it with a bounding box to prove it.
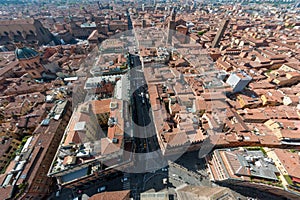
[129,53,165,168]
[124,52,169,199]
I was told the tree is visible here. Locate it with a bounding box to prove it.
[197,30,206,36]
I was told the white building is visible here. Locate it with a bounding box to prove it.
[226,71,252,93]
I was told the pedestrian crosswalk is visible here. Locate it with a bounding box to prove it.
[122,173,131,190]
[123,181,130,190]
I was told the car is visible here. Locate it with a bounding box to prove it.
[161,168,168,172]
[97,186,106,193]
[121,177,129,182]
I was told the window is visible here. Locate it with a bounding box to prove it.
[17,30,22,36]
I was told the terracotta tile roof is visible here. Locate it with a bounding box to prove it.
[249,81,276,90]
[164,131,188,147]
[170,103,181,114]
[259,135,280,145]
[100,138,120,155]
[0,61,19,77]
[0,138,16,157]
[89,190,130,200]
[0,185,13,200]
[282,62,300,71]
[91,99,111,114]
[274,149,300,179]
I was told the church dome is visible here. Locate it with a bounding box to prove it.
[15,47,39,60]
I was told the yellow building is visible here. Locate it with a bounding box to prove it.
[279,63,299,72]
[260,90,283,106]
[236,94,262,109]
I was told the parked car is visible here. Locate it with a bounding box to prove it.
[121,177,129,182]
[161,168,168,172]
[97,186,106,193]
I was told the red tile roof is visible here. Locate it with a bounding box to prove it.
[89,190,130,200]
[274,149,300,179]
